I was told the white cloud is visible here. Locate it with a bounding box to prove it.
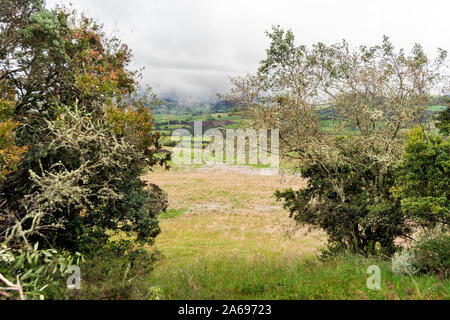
[47,0,450,102]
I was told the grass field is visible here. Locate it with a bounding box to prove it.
[140,164,450,300]
[141,107,449,300]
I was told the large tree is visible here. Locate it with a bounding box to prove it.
[0,0,169,251]
[224,26,447,255]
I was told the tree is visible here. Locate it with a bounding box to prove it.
[0,1,169,251]
[224,26,447,255]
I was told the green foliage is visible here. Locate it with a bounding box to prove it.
[0,242,82,300]
[92,175,167,249]
[226,26,447,256]
[413,231,450,279]
[392,127,449,228]
[66,241,160,300]
[0,1,169,253]
[276,136,410,256]
[436,106,450,136]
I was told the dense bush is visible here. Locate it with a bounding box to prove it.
[0,243,82,300]
[3,108,167,251]
[413,231,449,279]
[65,241,161,300]
[392,127,449,229]
[276,136,410,256]
[0,1,169,251]
[0,1,169,299]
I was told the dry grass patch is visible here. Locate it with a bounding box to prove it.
[143,164,325,265]
[138,164,448,300]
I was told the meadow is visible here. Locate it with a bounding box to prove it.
[135,105,450,300]
[139,164,449,300]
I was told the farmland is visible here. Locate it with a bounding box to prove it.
[154,103,448,150]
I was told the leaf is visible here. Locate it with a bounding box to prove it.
[39,284,49,291]
[35,266,45,275]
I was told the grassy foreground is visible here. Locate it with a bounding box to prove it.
[145,253,448,300]
[137,164,450,300]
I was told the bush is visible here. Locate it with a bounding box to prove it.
[413,231,450,279]
[392,127,449,229]
[66,241,160,300]
[391,249,418,276]
[0,1,169,299]
[1,108,168,252]
[0,243,82,300]
[276,136,410,256]
[0,2,169,253]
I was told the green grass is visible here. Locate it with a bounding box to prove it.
[159,208,187,219]
[155,112,245,125]
[139,136,450,300]
[144,253,449,300]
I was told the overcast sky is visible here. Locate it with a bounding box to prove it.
[47,0,450,104]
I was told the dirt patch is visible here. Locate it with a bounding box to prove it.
[144,164,307,215]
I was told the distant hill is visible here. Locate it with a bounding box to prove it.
[211,100,234,113]
[188,119,235,128]
[152,97,234,115]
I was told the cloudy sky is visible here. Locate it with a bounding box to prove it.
[47,0,450,104]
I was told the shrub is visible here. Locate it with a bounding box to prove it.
[276,140,410,256]
[413,231,450,279]
[0,1,168,299]
[0,2,169,252]
[66,241,160,300]
[0,243,82,300]
[391,249,418,276]
[392,127,449,229]
[1,108,168,251]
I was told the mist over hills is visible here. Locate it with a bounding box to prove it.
[153,96,234,115]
